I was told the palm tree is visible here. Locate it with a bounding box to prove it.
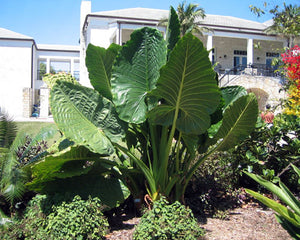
[265,3,300,48]
[159,1,210,36]
[177,1,209,36]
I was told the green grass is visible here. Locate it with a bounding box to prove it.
[16,121,60,146]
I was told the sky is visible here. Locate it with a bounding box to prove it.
[0,0,299,46]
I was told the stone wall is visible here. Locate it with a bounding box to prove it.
[23,87,33,118]
[220,75,287,112]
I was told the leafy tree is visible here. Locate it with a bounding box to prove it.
[160,1,210,36]
[27,8,258,204]
[250,2,300,47]
[177,1,209,36]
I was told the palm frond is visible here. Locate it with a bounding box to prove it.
[0,125,57,204]
[0,112,17,148]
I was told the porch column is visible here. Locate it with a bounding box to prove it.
[247,38,253,66]
[39,86,50,118]
[71,59,74,76]
[46,58,50,73]
[118,23,122,45]
[207,35,213,62]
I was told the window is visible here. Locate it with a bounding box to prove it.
[266,52,279,57]
[37,59,46,80]
[50,60,71,74]
[73,60,80,81]
[234,50,247,55]
[234,50,247,70]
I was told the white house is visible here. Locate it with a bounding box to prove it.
[0,28,80,120]
[79,1,291,84]
[0,1,296,120]
[78,1,293,110]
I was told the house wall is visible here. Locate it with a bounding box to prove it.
[0,39,33,120]
[209,37,283,69]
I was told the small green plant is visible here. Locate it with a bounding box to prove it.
[133,197,205,240]
[0,194,48,239]
[245,164,300,240]
[46,195,109,240]
[233,114,300,191]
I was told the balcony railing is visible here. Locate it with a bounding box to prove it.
[216,64,280,78]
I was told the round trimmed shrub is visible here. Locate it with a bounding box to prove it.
[46,195,109,240]
[133,197,205,240]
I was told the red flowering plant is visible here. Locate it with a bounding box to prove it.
[281,45,300,117]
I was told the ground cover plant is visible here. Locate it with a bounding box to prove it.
[0,194,109,240]
[26,7,258,208]
[133,197,205,239]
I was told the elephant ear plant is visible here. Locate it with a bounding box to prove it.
[27,8,258,203]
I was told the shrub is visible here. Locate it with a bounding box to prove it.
[185,152,245,216]
[232,114,300,192]
[133,197,205,240]
[0,195,110,240]
[46,195,109,240]
[0,194,48,239]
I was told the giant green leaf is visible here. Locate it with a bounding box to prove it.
[111,27,167,124]
[148,33,220,135]
[27,145,109,188]
[166,6,181,54]
[221,85,248,109]
[211,93,258,151]
[86,43,121,100]
[29,173,130,209]
[50,81,126,155]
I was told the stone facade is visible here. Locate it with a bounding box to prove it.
[23,87,33,118]
[220,74,286,112]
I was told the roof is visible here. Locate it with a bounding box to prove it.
[91,8,272,31]
[37,44,80,52]
[0,27,33,40]
[202,15,269,30]
[93,7,169,21]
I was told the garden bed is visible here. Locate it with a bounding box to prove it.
[104,204,291,240]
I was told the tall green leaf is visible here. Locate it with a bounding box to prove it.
[245,188,300,228]
[50,81,126,155]
[166,6,181,54]
[245,171,300,216]
[86,43,121,100]
[111,27,167,124]
[27,145,107,188]
[221,85,248,109]
[211,93,258,151]
[148,33,220,135]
